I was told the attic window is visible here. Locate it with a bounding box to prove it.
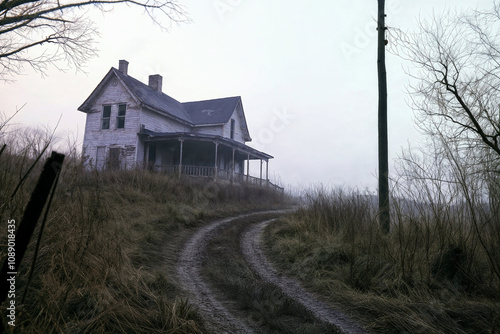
[102,105,111,130]
[230,119,235,139]
[117,104,126,129]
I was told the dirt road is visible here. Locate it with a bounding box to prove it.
[176,210,368,334]
[242,219,367,334]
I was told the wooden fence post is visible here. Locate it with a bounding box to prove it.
[0,152,65,304]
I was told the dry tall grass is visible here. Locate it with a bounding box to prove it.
[0,123,287,333]
[265,182,500,333]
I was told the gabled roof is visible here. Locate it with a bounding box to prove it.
[78,67,252,140]
[183,96,241,125]
[115,69,192,123]
[78,68,192,125]
[183,96,252,141]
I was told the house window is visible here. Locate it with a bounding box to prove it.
[230,119,235,139]
[117,104,126,129]
[102,105,111,129]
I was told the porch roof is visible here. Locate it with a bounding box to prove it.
[138,129,273,161]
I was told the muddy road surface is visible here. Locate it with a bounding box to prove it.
[176,210,368,334]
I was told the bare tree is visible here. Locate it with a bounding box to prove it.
[0,0,187,80]
[393,2,500,164]
[390,2,500,283]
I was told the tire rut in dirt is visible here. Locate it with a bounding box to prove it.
[176,210,291,333]
[199,212,340,333]
[241,219,369,334]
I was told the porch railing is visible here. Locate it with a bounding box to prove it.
[184,165,214,177]
[154,164,284,193]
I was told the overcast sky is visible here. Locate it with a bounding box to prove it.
[1,0,492,191]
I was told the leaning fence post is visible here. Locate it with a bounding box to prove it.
[0,151,65,304]
[0,144,6,157]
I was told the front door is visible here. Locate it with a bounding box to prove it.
[109,147,120,170]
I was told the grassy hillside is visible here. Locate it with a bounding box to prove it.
[0,147,288,333]
[264,187,500,333]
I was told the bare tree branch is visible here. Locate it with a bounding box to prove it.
[391,2,500,164]
[0,0,188,80]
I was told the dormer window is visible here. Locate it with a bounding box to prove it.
[117,104,126,129]
[230,119,235,139]
[102,105,111,129]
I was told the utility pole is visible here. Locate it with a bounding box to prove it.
[377,0,390,233]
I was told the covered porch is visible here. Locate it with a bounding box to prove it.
[139,130,281,190]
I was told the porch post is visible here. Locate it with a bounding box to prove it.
[260,159,263,185]
[231,148,235,183]
[144,142,149,169]
[179,139,184,178]
[266,159,269,187]
[246,154,250,183]
[214,141,218,180]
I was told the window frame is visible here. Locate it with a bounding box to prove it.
[116,104,126,129]
[230,119,235,139]
[101,105,111,130]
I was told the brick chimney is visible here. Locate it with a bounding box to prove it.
[148,74,162,92]
[118,60,129,75]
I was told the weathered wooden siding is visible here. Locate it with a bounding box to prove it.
[140,108,190,133]
[222,105,247,143]
[82,78,140,169]
[192,125,223,137]
[136,108,191,164]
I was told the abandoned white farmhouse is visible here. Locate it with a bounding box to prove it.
[78,60,276,186]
